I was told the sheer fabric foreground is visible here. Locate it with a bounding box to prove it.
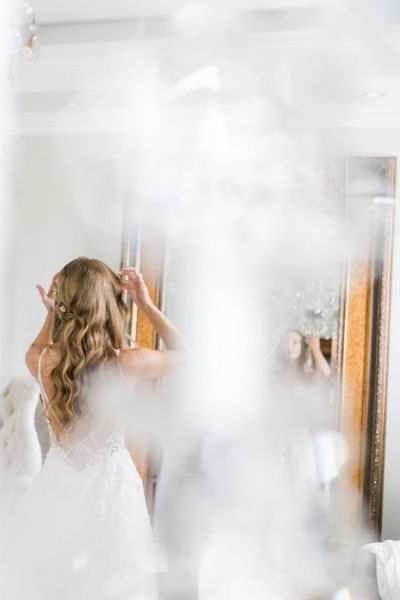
[365,541,400,600]
[0,349,157,600]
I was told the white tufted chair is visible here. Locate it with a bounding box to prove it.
[0,378,42,494]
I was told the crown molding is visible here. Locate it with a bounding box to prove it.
[14,101,400,135]
[13,25,400,133]
[17,24,400,64]
[12,110,128,135]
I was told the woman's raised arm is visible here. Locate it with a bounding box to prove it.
[305,333,331,379]
[25,274,57,377]
[118,267,184,379]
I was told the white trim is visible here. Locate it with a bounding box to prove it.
[12,111,128,135]
[12,25,400,133]
[16,24,400,65]
[13,104,400,135]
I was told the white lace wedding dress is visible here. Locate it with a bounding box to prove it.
[0,348,157,600]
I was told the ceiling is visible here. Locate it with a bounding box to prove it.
[33,0,322,25]
[12,3,400,133]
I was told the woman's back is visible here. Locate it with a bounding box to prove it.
[37,345,128,470]
[3,345,157,600]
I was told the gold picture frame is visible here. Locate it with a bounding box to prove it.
[339,157,396,537]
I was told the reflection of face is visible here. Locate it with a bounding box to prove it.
[282,331,303,361]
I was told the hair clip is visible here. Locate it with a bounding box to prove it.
[59,304,66,313]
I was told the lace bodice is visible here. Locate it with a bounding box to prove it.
[37,347,127,470]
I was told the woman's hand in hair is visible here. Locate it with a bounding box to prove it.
[36,273,58,313]
[118,267,152,310]
[305,333,321,354]
[306,333,331,378]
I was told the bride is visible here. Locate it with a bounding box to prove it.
[1,257,183,600]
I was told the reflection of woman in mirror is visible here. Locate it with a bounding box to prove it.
[273,330,333,504]
[16,257,184,598]
[274,329,331,385]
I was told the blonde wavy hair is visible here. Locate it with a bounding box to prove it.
[48,257,128,437]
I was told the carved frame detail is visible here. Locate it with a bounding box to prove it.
[340,157,396,537]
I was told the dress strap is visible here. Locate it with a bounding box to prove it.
[37,346,50,408]
[114,349,125,381]
[116,358,124,381]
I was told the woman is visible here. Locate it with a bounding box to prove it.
[4,257,183,600]
[274,329,331,385]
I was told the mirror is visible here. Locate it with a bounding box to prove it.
[124,155,396,544]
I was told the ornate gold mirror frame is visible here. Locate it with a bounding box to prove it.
[339,157,396,538]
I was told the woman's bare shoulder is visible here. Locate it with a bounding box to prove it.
[118,348,150,373]
[25,345,61,378]
[118,346,182,380]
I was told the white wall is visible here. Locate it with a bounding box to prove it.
[6,133,127,378]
